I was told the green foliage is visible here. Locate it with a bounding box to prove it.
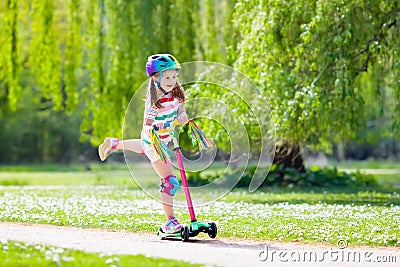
[63,0,82,112]
[0,73,93,163]
[0,0,22,111]
[30,0,63,109]
[185,170,222,186]
[1,0,237,143]
[1,0,399,164]
[232,0,400,151]
[188,164,379,189]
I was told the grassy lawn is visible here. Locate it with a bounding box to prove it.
[376,173,400,187]
[0,171,136,186]
[0,185,399,247]
[331,159,400,170]
[0,162,141,187]
[0,240,200,267]
[332,159,400,188]
[0,162,399,248]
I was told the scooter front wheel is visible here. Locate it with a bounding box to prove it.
[181,225,190,242]
[208,222,217,238]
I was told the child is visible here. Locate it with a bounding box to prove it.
[98,54,188,234]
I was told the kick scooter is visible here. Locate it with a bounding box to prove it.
[156,120,217,241]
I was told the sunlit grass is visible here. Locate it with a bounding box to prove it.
[0,162,147,187]
[331,159,400,170]
[0,240,200,267]
[0,162,128,172]
[0,163,399,247]
[0,171,137,187]
[376,174,400,187]
[0,185,398,247]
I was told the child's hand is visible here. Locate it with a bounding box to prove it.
[143,125,153,135]
[176,112,188,124]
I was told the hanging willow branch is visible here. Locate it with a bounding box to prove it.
[64,0,82,111]
[30,0,62,109]
[0,0,21,111]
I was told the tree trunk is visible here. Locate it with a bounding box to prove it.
[272,141,306,185]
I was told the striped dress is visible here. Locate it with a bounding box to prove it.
[142,93,182,146]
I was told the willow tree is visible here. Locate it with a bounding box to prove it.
[82,0,203,143]
[0,0,82,112]
[0,0,22,113]
[79,0,143,144]
[232,0,400,170]
[169,0,198,62]
[193,0,236,62]
[0,0,217,146]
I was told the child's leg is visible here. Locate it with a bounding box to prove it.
[151,160,176,220]
[116,139,143,153]
[99,138,143,161]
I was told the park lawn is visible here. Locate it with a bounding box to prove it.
[0,163,151,187]
[0,171,138,187]
[331,159,400,170]
[1,162,399,188]
[0,184,399,247]
[376,173,400,187]
[0,162,224,187]
[0,163,399,247]
[0,240,200,267]
[0,162,128,172]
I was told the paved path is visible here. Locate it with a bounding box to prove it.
[0,222,399,267]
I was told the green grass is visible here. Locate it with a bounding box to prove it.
[326,159,400,188]
[0,185,398,247]
[377,174,400,187]
[331,159,400,170]
[0,240,200,267]
[0,163,156,187]
[225,187,400,205]
[1,161,398,188]
[0,171,137,186]
[0,162,399,247]
[0,162,129,172]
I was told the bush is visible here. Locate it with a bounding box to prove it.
[187,164,378,189]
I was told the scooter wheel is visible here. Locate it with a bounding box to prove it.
[158,227,166,240]
[180,225,190,242]
[208,222,217,238]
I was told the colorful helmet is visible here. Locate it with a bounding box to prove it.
[146,54,181,77]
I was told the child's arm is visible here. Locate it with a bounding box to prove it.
[176,103,188,124]
[143,119,155,135]
[143,102,157,134]
[145,118,154,126]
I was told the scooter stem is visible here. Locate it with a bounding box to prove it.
[173,138,197,222]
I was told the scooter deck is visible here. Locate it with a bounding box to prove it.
[189,221,211,237]
[157,221,217,241]
[157,225,190,241]
[157,229,181,239]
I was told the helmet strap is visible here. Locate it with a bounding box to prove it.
[157,71,168,95]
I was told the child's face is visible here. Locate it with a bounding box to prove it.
[155,70,179,92]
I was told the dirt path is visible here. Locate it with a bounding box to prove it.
[1,222,399,267]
